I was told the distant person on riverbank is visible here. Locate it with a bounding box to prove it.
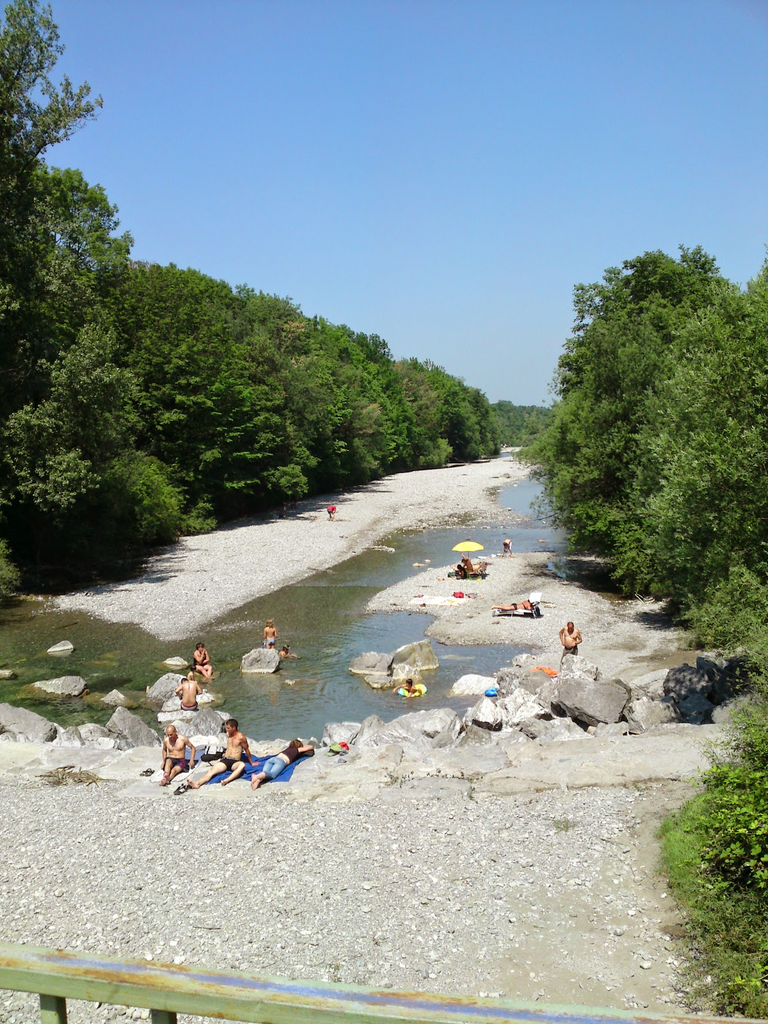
[502,538,513,557]
[559,621,582,668]
[250,739,315,790]
[176,672,203,711]
[263,619,278,649]
[327,505,337,520]
[279,645,298,659]
[192,642,213,679]
[160,725,195,786]
[188,719,256,788]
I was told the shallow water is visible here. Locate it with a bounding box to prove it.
[0,469,566,740]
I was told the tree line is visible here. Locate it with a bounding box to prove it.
[531,245,768,1014]
[0,0,500,587]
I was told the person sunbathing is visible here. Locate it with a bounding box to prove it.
[492,599,532,612]
[250,739,314,790]
[188,719,257,788]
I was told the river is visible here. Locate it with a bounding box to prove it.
[0,475,565,740]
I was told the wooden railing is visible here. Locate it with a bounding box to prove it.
[0,940,756,1024]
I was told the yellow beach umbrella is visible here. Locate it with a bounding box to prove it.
[452,541,484,552]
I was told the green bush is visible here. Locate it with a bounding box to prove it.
[0,539,20,596]
[700,764,768,893]
[661,795,768,1016]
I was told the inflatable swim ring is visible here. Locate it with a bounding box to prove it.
[396,683,427,698]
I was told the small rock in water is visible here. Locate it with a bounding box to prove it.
[47,640,74,654]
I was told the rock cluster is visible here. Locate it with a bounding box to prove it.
[349,640,439,688]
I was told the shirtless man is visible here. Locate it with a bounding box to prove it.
[192,642,213,680]
[188,719,257,788]
[160,725,196,786]
[176,671,203,711]
[559,621,582,668]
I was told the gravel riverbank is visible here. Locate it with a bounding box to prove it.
[0,776,693,1024]
[55,459,523,641]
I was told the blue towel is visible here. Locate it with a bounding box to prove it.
[190,753,304,785]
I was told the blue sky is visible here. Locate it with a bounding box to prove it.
[48,0,768,404]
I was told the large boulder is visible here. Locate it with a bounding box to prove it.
[559,657,601,682]
[553,675,630,727]
[100,689,132,707]
[537,719,590,743]
[32,675,88,697]
[0,703,57,743]
[52,726,84,747]
[78,723,123,750]
[363,672,397,690]
[47,640,74,654]
[625,697,681,733]
[464,697,503,732]
[322,721,362,747]
[34,675,88,697]
[107,706,161,748]
[348,652,394,678]
[390,640,439,674]
[355,708,461,750]
[180,708,227,738]
[629,669,667,701]
[240,648,280,674]
[677,692,715,724]
[146,673,184,704]
[663,664,710,703]
[355,715,386,747]
[450,674,497,697]
[497,689,551,730]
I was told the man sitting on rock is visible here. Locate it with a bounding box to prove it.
[176,671,203,712]
[160,725,195,787]
[188,719,257,788]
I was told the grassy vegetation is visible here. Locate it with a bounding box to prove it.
[660,783,768,1016]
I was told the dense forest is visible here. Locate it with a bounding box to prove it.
[491,401,551,446]
[531,246,768,1014]
[0,0,499,588]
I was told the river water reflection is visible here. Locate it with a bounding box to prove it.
[0,475,565,740]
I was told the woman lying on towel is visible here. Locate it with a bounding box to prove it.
[250,739,314,790]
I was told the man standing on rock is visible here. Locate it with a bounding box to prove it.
[160,725,195,786]
[188,719,257,788]
[559,621,582,669]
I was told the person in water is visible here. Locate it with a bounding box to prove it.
[263,619,278,648]
[392,677,424,697]
[160,725,195,786]
[192,642,213,679]
[278,645,299,659]
[188,719,257,788]
[250,739,315,790]
[176,671,202,711]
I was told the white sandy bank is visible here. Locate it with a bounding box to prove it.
[56,458,524,640]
